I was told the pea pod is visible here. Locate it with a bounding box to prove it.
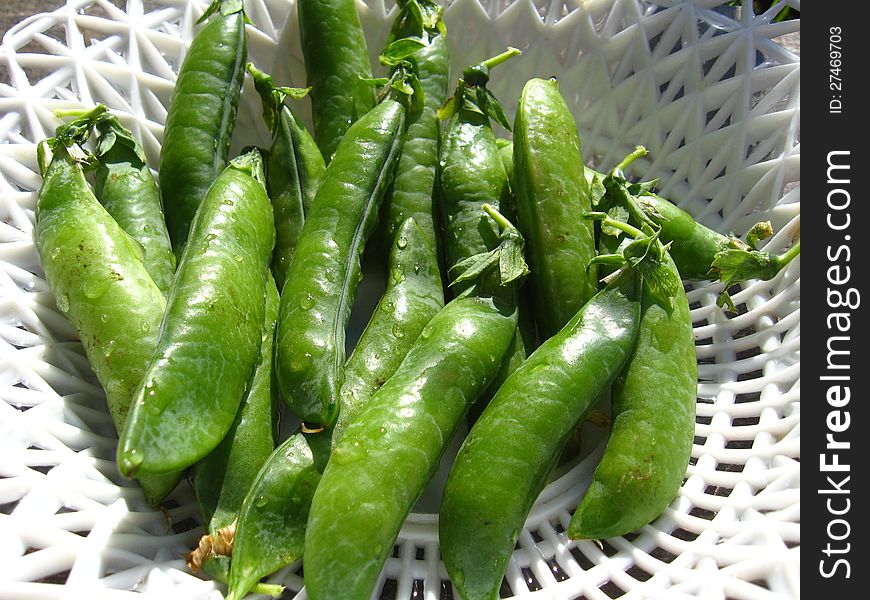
[84,109,176,295]
[34,136,178,505]
[439,267,641,600]
[188,274,280,584]
[274,94,407,428]
[247,63,326,290]
[297,0,376,161]
[513,77,598,339]
[117,149,275,477]
[224,430,327,600]
[589,157,800,309]
[568,198,697,539]
[437,49,519,294]
[225,217,442,600]
[336,216,444,438]
[378,0,450,254]
[302,205,527,600]
[159,0,247,254]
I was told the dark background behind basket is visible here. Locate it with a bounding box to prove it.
[2,2,62,37]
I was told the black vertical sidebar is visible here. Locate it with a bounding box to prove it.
[803,4,868,597]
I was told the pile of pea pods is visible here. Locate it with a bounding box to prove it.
[34,1,801,599]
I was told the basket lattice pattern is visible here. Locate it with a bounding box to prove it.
[0,1,800,598]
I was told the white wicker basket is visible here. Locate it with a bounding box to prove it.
[0,1,800,599]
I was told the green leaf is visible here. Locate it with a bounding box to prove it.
[93,115,149,166]
[403,0,425,33]
[198,0,244,23]
[476,87,512,131]
[449,205,529,289]
[359,76,391,88]
[437,92,460,121]
[716,290,738,313]
[449,248,499,287]
[589,174,607,208]
[710,249,779,283]
[628,179,659,197]
[643,260,682,310]
[380,37,427,66]
[498,229,530,285]
[601,206,630,237]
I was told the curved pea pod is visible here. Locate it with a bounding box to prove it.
[35,140,181,505]
[297,0,376,162]
[247,63,326,289]
[91,113,176,294]
[302,205,527,600]
[224,430,329,600]
[629,189,800,304]
[569,256,697,540]
[274,98,406,428]
[188,274,280,583]
[335,217,445,440]
[303,292,519,600]
[513,77,598,338]
[438,271,641,600]
[159,0,247,254]
[117,149,275,477]
[378,0,450,253]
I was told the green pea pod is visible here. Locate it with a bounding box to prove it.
[638,193,799,286]
[439,271,642,600]
[225,217,442,600]
[304,292,518,600]
[87,112,176,295]
[335,216,445,440]
[117,149,275,477]
[189,274,280,582]
[378,0,450,254]
[585,162,800,286]
[568,255,697,540]
[274,97,406,428]
[224,429,328,600]
[159,0,247,254]
[247,63,326,290]
[437,50,519,294]
[513,77,598,339]
[35,139,180,505]
[302,206,528,600]
[297,0,376,162]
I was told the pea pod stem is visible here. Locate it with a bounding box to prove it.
[477,46,521,70]
[774,239,801,270]
[612,144,648,175]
